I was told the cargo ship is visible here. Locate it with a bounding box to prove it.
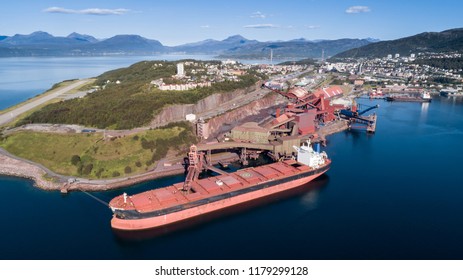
[440,88,463,97]
[386,91,432,102]
[109,140,330,231]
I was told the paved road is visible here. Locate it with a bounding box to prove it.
[0,79,90,126]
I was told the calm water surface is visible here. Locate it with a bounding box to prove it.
[0,97,461,259]
[0,58,462,259]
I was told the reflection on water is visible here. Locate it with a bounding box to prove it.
[300,188,320,211]
[420,101,429,123]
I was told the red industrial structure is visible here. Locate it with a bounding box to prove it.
[262,83,346,132]
[262,82,379,133]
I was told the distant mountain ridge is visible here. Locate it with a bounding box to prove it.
[0,31,378,58]
[3,28,462,59]
[85,35,164,53]
[1,31,89,46]
[219,38,372,59]
[67,32,98,43]
[173,35,260,54]
[334,28,463,58]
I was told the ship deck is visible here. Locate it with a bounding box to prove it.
[109,160,325,213]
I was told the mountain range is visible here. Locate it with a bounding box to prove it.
[0,31,374,59]
[334,28,463,58]
[2,28,462,59]
[219,38,373,59]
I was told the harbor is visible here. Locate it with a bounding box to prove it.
[0,50,460,260]
[2,2,463,277]
[1,96,462,259]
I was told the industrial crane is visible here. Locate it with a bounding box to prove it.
[338,100,379,133]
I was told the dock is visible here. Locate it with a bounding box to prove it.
[366,114,377,133]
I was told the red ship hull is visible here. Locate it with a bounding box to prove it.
[110,160,330,231]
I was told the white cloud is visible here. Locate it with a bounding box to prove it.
[251,11,266,19]
[243,24,279,29]
[200,25,210,28]
[305,25,321,29]
[345,6,371,14]
[44,7,130,15]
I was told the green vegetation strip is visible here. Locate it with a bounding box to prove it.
[0,122,196,179]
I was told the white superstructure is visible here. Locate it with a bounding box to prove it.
[421,91,432,100]
[293,140,328,168]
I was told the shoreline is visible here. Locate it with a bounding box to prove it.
[0,150,239,192]
[0,120,349,193]
[0,120,348,193]
[0,78,350,192]
[0,153,62,190]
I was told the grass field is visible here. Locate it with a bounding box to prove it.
[0,123,195,179]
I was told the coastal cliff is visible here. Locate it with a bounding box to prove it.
[206,92,286,137]
[150,83,259,126]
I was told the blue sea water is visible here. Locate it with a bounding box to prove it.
[0,57,462,259]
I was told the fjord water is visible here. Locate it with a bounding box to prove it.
[1,97,462,259]
[1,58,462,259]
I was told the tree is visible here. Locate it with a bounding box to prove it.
[71,155,81,165]
[95,168,104,178]
[82,164,94,175]
[124,166,132,174]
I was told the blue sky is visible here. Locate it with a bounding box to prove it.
[1,0,463,45]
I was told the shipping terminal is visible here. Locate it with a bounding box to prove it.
[109,79,379,232]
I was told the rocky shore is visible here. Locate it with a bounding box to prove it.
[0,153,61,190]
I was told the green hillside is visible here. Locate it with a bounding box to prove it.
[19,60,260,129]
[413,57,463,70]
[334,28,463,58]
